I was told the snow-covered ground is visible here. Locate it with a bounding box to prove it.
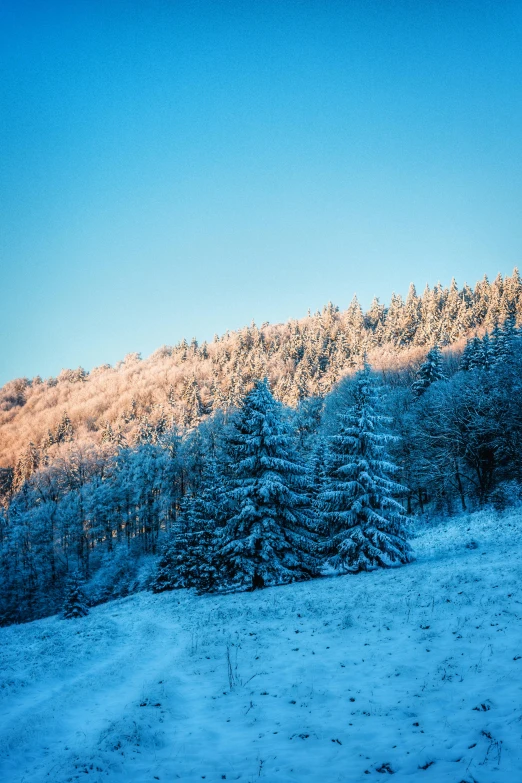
[1,510,521,783]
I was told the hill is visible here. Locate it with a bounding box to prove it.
[1,270,520,475]
[1,508,521,782]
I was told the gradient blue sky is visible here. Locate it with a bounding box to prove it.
[1,0,522,384]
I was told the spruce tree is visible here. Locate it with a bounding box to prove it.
[320,364,412,572]
[461,335,483,371]
[308,438,329,540]
[412,345,444,397]
[215,378,319,591]
[56,411,74,443]
[479,333,494,370]
[63,573,89,619]
[151,536,181,593]
[151,459,225,593]
[492,316,518,366]
[183,457,225,592]
[151,498,193,593]
[187,527,219,593]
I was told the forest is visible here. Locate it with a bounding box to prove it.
[1,272,521,625]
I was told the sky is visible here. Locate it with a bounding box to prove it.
[1,0,521,385]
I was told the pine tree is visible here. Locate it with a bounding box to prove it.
[492,316,518,366]
[402,283,421,344]
[365,296,385,342]
[186,527,218,593]
[294,396,324,453]
[385,292,406,345]
[308,438,329,537]
[63,573,89,619]
[412,345,444,397]
[151,531,188,592]
[151,458,225,594]
[182,376,206,427]
[461,335,482,370]
[480,333,495,370]
[443,278,466,341]
[56,412,74,443]
[320,364,412,572]
[184,457,226,592]
[473,274,491,325]
[501,267,522,321]
[13,442,39,492]
[101,420,115,444]
[215,378,319,591]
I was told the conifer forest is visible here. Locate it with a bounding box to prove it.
[1,270,522,625]
[3,2,522,778]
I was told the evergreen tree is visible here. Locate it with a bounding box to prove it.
[501,267,522,320]
[479,333,494,370]
[153,525,214,595]
[402,283,421,344]
[184,457,226,592]
[151,530,190,592]
[13,442,40,492]
[460,333,494,372]
[419,284,442,344]
[63,573,89,619]
[344,295,365,339]
[182,376,206,427]
[412,345,444,397]
[385,292,406,345]
[186,527,219,593]
[101,420,116,444]
[320,364,412,572]
[492,316,518,366]
[294,396,324,453]
[215,378,319,591]
[151,491,195,593]
[56,412,74,443]
[461,335,483,371]
[308,438,329,537]
[151,458,225,594]
[365,296,385,342]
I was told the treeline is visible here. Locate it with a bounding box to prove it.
[1,270,521,473]
[1,318,521,625]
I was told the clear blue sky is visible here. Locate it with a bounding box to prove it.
[1,0,521,385]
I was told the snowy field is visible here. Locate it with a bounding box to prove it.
[1,510,521,783]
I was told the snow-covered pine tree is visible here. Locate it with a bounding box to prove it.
[307,438,329,541]
[151,535,181,593]
[56,411,74,443]
[187,527,218,593]
[460,332,494,371]
[63,573,89,619]
[460,335,483,371]
[479,333,494,370]
[320,364,412,573]
[151,457,225,593]
[412,345,444,397]
[294,396,324,454]
[308,438,329,502]
[215,378,319,591]
[183,457,226,592]
[492,315,518,366]
[151,496,193,592]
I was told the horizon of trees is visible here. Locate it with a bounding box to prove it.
[1,269,521,482]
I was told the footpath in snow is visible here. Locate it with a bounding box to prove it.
[0,508,521,783]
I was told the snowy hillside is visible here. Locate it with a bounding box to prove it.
[1,510,521,783]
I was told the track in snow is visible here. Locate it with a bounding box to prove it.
[1,508,521,782]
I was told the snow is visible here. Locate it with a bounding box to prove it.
[1,509,521,782]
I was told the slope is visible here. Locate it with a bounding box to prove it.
[1,270,520,474]
[0,508,521,782]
